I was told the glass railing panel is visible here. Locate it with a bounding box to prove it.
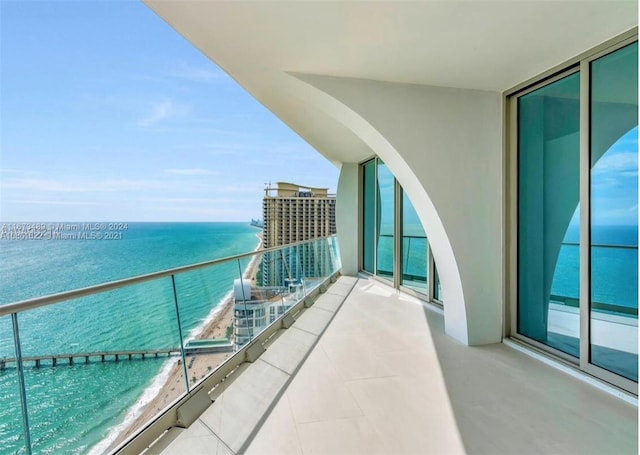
[329,235,342,272]
[401,190,428,294]
[298,237,340,296]
[234,251,275,350]
[376,234,394,278]
[173,255,258,388]
[15,278,186,454]
[0,235,341,453]
[401,236,428,294]
[0,315,29,455]
[433,264,442,301]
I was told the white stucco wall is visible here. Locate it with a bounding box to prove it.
[293,75,504,345]
[336,163,359,276]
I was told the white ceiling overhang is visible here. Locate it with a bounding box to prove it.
[145,1,638,163]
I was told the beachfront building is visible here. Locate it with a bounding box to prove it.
[233,182,336,350]
[261,182,336,287]
[139,2,638,452]
[232,278,304,349]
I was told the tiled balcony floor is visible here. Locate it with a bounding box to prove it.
[152,276,638,455]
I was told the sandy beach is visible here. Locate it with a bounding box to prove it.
[105,234,263,452]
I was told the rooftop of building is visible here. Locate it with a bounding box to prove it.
[264,182,334,198]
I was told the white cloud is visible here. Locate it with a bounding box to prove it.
[138,99,189,127]
[168,62,223,82]
[591,203,638,225]
[593,151,638,177]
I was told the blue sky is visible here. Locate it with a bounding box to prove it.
[0,1,339,222]
[592,127,638,226]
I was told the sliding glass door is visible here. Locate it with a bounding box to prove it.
[518,70,581,358]
[376,161,395,279]
[588,42,638,382]
[361,158,434,300]
[513,38,638,391]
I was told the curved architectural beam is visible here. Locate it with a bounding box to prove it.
[286,73,503,345]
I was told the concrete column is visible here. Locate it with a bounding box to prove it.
[336,163,360,276]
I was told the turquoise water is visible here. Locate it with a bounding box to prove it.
[552,224,638,309]
[375,224,637,311]
[0,223,260,454]
[0,222,635,453]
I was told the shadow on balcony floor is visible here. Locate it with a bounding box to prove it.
[150,276,638,454]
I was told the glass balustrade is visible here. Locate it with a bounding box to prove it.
[16,279,185,455]
[0,315,27,455]
[0,236,340,454]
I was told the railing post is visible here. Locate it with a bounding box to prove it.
[237,259,253,343]
[170,275,190,393]
[11,313,33,455]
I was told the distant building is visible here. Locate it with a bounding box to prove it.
[262,182,336,248]
[261,182,336,286]
[232,278,304,349]
[233,182,336,349]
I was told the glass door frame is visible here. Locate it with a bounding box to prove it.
[580,37,637,392]
[359,156,435,303]
[506,30,638,394]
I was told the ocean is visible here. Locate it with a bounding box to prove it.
[0,223,261,455]
[0,222,636,454]
[553,224,638,309]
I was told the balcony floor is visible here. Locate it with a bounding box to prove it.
[152,276,637,455]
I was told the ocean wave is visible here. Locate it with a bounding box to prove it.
[87,356,178,455]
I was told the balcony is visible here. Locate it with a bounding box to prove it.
[1,234,636,454]
[0,236,341,455]
[143,276,637,454]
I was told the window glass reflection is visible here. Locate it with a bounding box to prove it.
[590,43,638,381]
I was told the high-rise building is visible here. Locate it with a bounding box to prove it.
[261,182,336,286]
[233,182,336,349]
[262,182,336,248]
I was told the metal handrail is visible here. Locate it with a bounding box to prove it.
[0,234,336,317]
[561,241,638,250]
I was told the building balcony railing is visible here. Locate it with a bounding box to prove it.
[0,235,341,455]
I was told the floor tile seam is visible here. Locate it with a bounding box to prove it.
[286,325,320,345]
[283,391,306,454]
[237,278,360,454]
[257,356,296,377]
[320,287,350,296]
[197,417,236,455]
[339,373,399,384]
[371,347,438,359]
[264,326,318,350]
[293,325,325,337]
[325,290,351,298]
[306,304,337,314]
[314,343,371,422]
[317,343,405,382]
[294,413,378,428]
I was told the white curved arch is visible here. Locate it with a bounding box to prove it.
[285,72,472,344]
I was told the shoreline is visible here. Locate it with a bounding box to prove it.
[98,233,263,454]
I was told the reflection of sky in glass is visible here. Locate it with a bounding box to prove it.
[566,126,638,230]
[591,126,638,226]
[377,163,395,235]
[403,192,426,238]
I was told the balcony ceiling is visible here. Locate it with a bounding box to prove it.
[145,1,637,163]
